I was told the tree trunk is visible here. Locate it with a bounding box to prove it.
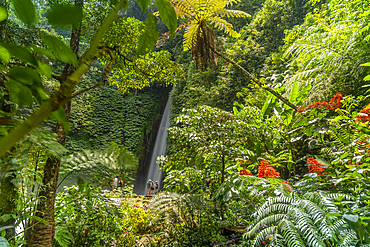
[0,0,127,158]
[0,171,17,243]
[211,47,298,111]
[28,1,82,245]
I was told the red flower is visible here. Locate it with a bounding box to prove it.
[357,104,370,123]
[307,157,325,175]
[329,93,343,109]
[297,93,342,113]
[240,169,255,176]
[258,160,279,178]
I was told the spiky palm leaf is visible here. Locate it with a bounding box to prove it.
[245,192,346,247]
[59,146,137,186]
[170,0,249,69]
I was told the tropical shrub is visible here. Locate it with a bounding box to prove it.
[54,181,125,246]
[148,192,225,247]
[245,191,370,247]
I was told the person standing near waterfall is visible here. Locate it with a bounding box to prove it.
[112,175,118,191]
[147,179,152,195]
[155,181,159,194]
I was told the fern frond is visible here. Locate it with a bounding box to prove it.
[337,230,357,247]
[299,200,332,237]
[215,9,250,18]
[253,204,295,224]
[253,196,298,217]
[208,16,240,38]
[325,193,356,201]
[247,226,277,247]
[278,219,306,247]
[246,214,286,237]
[183,22,200,51]
[287,208,325,247]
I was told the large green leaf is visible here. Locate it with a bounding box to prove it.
[0,236,10,247]
[155,0,177,39]
[37,62,52,79]
[7,67,41,86]
[296,84,311,103]
[5,80,33,106]
[48,4,82,27]
[3,43,38,66]
[343,214,361,230]
[12,0,36,26]
[31,46,56,59]
[0,7,7,22]
[51,107,71,134]
[42,35,78,66]
[0,45,10,64]
[261,93,277,118]
[136,0,150,13]
[288,81,299,103]
[137,11,158,55]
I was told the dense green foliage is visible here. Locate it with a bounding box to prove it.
[2,0,370,245]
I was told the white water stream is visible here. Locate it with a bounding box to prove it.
[145,98,171,190]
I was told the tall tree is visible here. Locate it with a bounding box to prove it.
[167,0,298,110]
[28,0,83,245]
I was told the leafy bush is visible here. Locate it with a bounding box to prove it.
[54,181,125,247]
[148,192,225,247]
[245,191,370,247]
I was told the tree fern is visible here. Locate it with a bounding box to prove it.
[337,230,357,247]
[245,192,343,247]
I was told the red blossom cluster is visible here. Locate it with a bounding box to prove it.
[297,93,343,113]
[357,104,370,123]
[239,169,255,176]
[307,157,326,175]
[258,160,280,178]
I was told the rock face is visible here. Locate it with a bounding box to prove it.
[133,95,169,195]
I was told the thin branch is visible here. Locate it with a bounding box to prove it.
[211,47,298,110]
[69,81,104,99]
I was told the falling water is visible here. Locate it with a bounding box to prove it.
[134,98,171,195]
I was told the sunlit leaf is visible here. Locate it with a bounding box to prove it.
[13,0,36,26]
[0,7,8,22]
[37,62,52,79]
[31,46,56,59]
[0,45,10,64]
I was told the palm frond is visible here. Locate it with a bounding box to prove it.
[337,230,357,247]
[252,196,298,218]
[248,226,277,247]
[183,22,201,51]
[209,16,240,38]
[287,208,325,247]
[278,219,306,247]
[246,214,286,237]
[215,9,250,18]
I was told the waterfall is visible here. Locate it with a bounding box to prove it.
[133,98,171,195]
